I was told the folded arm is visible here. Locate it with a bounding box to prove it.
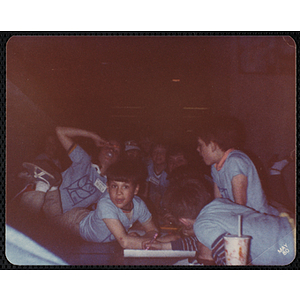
[103,217,158,249]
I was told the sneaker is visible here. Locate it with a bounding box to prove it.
[22,159,62,187]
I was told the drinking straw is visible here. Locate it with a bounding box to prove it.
[238,215,242,237]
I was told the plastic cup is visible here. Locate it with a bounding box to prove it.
[224,235,251,265]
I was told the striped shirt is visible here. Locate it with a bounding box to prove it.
[171,236,198,251]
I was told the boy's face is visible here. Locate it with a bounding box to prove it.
[152,145,167,166]
[98,140,121,166]
[168,153,188,173]
[107,180,139,210]
[197,138,215,165]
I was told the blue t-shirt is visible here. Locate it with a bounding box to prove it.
[194,198,295,265]
[79,192,152,243]
[147,160,169,204]
[59,145,107,213]
[211,150,278,215]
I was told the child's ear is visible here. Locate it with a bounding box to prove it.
[134,184,140,195]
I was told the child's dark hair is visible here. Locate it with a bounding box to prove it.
[164,178,211,220]
[106,159,143,186]
[167,143,188,159]
[150,140,168,155]
[196,115,245,151]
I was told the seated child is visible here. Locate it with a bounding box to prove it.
[147,177,295,265]
[146,141,169,215]
[124,140,148,198]
[167,144,189,175]
[79,159,159,248]
[145,177,215,265]
[138,134,154,166]
[124,140,142,161]
[196,115,278,215]
[267,150,295,216]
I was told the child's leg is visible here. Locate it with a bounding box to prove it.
[42,189,63,218]
[42,189,90,236]
[19,160,62,214]
[20,190,46,214]
[54,207,91,237]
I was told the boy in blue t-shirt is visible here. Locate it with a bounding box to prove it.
[147,177,295,265]
[196,115,278,215]
[20,127,121,230]
[146,142,169,214]
[80,159,159,248]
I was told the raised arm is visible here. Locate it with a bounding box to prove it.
[103,218,158,249]
[56,127,108,151]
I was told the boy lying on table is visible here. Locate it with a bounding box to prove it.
[145,177,295,265]
[79,159,159,249]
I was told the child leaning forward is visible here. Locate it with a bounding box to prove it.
[145,177,294,265]
[79,159,159,249]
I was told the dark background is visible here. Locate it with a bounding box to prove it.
[6,35,296,203]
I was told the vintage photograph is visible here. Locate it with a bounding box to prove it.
[5,34,296,267]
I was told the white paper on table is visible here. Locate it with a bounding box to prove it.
[123,249,196,258]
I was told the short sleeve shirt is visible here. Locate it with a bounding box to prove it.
[79,192,152,243]
[59,145,107,213]
[146,160,169,203]
[194,198,294,265]
[211,150,278,215]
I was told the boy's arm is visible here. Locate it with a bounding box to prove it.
[140,217,159,238]
[214,183,222,198]
[196,241,213,261]
[56,127,108,152]
[103,218,158,249]
[231,174,248,206]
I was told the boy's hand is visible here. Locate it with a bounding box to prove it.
[196,241,214,262]
[94,135,109,148]
[142,240,168,250]
[157,233,180,243]
[182,227,194,237]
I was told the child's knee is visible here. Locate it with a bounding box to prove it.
[20,191,45,213]
[42,190,63,217]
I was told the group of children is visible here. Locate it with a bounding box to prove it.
[14,115,295,265]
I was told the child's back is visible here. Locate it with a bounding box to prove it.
[194,197,294,265]
[196,115,278,214]
[211,149,278,215]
